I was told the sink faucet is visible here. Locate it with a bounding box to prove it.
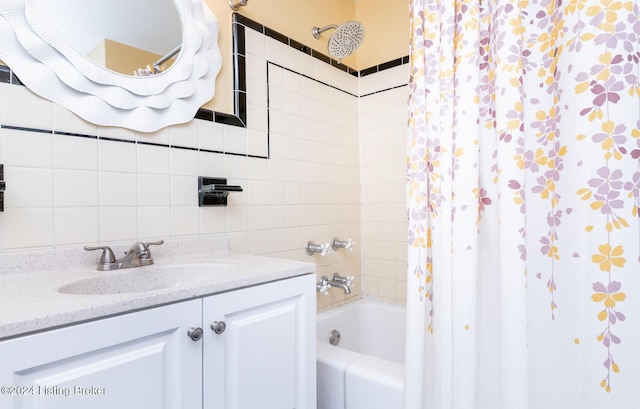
[84,240,164,271]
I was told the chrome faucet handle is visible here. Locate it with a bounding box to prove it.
[144,240,165,247]
[84,245,117,270]
[316,276,332,295]
[332,237,355,251]
[140,240,164,260]
[129,239,164,254]
[305,241,331,256]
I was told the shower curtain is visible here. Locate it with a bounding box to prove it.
[405,0,640,406]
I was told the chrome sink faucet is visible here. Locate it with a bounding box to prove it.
[84,240,164,271]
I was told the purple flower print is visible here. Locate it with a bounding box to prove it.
[587,167,626,215]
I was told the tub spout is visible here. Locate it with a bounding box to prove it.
[327,273,353,294]
[328,281,351,294]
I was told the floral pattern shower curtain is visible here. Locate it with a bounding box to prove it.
[405,0,640,406]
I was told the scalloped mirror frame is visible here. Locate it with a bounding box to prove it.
[0,0,222,132]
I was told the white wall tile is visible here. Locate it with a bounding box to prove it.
[54,135,97,170]
[55,207,99,246]
[246,53,268,84]
[171,176,197,206]
[199,207,226,234]
[268,228,287,253]
[0,84,53,130]
[98,125,136,142]
[137,174,171,206]
[247,205,269,230]
[224,155,247,179]
[1,129,53,168]
[245,28,266,58]
[98,140,136,173]
[99,172,137,207]
[170,120,199,148]
[171,206,200,237]
[225,205,247,232]
[138,144,170,174]
[138,206,171,239]
[2,208,54,249]
[266,37,285,66]
[52,104,99,137]
[3,167,53,208]
[137,126,170,146]
[269,205,288,229]
[100,207,137,243]
[223,124,248,153]
[286,226,302,250]
[170,148,199,177]
[247,130,269,157]
[198,151,225,176]
[247,229,269,255]
[247,156,268,180]
[54,170,99,207]
[198,120,225,152]
[247,103,269,131]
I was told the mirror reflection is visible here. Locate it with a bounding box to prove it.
[43,0,182,76]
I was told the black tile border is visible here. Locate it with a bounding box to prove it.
[0,124,263,159]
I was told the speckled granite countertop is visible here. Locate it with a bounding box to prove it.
[0,237,315,340]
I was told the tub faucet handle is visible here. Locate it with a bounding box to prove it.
[332,237,355,251]
[316,276,332,295]
[306,241,331,256]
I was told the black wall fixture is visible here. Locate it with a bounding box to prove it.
[198,176,243,207]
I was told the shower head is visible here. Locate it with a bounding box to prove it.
[311,21,365,61]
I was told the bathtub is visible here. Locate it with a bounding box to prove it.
[316,299,405,409]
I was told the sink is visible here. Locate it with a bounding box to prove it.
[58,261,239,295]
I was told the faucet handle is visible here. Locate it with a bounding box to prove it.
[305,241,331,256]
[144,240,165,248]
[316,276,332,295]
[332,237,355,251]
[84,245,116,269]
[142,239,164,255]
[137,240,164,261]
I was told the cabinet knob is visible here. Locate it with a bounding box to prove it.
[211,321,226,334]
[187,327,204,341]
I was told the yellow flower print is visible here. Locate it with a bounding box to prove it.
[591,243,626,271]
[592,291,626,310]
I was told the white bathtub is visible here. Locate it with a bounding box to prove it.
[316,299,405,409]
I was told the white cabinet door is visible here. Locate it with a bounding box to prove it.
[203,274,316,409]
[0,299,202,409]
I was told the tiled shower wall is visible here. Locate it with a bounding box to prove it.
[0,21,408,308]
[359,66,409,305]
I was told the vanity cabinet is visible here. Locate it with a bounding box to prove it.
[203,274,316,409]
[0,274,315,409]
[0,299,203,409]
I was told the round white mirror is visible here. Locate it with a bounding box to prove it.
[37,0,182,77]
[0,0,221,132]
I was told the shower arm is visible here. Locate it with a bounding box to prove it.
[153,45,181,71]
[312,24,338,39]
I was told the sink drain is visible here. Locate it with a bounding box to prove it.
[329,329,341,346]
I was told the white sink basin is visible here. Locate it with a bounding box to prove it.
[58,262,239,295]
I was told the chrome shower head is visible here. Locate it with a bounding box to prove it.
[311,21,365,61]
